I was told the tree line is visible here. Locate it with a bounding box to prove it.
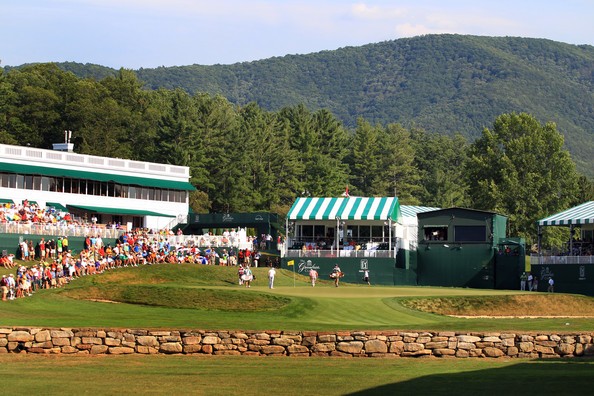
[1,64,592,248]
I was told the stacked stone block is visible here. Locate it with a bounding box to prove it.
[1,328,593,358]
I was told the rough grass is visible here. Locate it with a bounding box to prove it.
[61,284,292,311]
[400,294,594,317]
[80,264,246,286]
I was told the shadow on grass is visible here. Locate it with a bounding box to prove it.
[346,359,594,396]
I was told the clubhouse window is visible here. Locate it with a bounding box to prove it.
[0,171,188,204]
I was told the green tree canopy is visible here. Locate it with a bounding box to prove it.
[371,123,421,204]
[280,104,349,197]
[466,113,580,244]
[412,129,470,208]
[349,118,380,196]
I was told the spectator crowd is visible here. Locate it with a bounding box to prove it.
[2,227,278,302]
[1,199,72,225]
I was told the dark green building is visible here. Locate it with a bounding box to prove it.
[416,207,523,289]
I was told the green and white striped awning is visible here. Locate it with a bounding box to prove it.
[537,201,594,226]
[287,197,400,222]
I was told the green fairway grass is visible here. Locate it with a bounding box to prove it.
[1,354,592,395]
[2,264,594,332]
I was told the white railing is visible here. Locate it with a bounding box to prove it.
[142,234,273,251]
[0,223,278,252]
[530,254,594,265]
[162,214,187,231]
[0,222,125,239]
[0,143,189,180]
[285,248,395,259]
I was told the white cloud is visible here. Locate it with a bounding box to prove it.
[350,3,407,20]
[394,23,441,37]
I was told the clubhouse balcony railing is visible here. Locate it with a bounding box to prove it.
[0,143,189,179]
[0,224,262,250]
[163,235,255,250]
[530,254,594,265]
[0,222,125,239]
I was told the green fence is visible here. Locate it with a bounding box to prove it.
[417,243,495,289]
[530,264,594,296]
[282,257,398,286]
[494,252,525,290]
[1,234,101,258]
[395,248,418,285]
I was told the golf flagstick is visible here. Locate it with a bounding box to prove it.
[287,259,295,287]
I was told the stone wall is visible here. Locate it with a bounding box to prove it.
[1,328,594,358]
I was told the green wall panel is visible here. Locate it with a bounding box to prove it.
[393,268,417,285]
[1,233,109,258]
[530,264,594,296]
[282,257,398,286]
[417,243,495,288]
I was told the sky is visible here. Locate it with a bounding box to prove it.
[2,0,594,69]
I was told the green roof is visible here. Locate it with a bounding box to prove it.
[0,161,195,191]
[0,198,14,204]
[287,197,401,222]
[400,205,440,217]
[67,205,176,218]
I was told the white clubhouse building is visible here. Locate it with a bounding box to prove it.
[0,143,193,231]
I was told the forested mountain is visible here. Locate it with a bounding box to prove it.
[129,34,593,178]
[6,34,594,176]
